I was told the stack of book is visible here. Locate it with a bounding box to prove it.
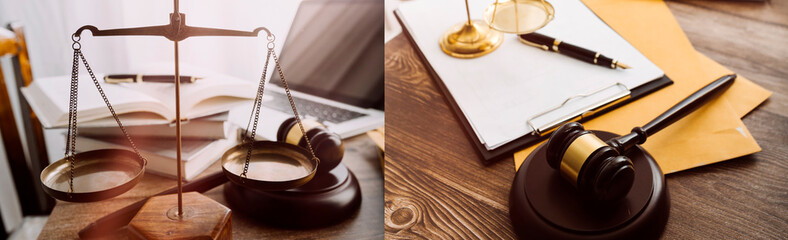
[22,73,257,181]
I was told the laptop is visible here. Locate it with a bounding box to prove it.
[261,0,384,139]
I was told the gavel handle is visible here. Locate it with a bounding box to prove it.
[77,172,228,239]
[608,74,736,152]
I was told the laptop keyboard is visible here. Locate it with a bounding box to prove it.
[262,92,367,124]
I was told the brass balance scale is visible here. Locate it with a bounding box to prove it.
[38,1,324,238]
[440,0,554,58]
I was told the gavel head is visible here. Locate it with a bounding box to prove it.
[544,122,635,203]
[276,117,344,173]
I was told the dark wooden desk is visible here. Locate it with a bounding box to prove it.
[38,135,384,239]
[384,1,787,239]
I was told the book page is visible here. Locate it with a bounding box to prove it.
[398,0,664,149]
[118,70,257,120]
[23,75,166,127]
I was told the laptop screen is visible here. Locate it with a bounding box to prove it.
[270,0,384,110]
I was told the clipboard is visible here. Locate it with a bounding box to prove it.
[393,14,672,164]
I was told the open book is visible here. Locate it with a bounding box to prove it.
[22,73,257,128]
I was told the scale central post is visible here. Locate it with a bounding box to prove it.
[68,0,275,238]
[172,0,184,217]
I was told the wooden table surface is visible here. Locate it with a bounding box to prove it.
[38,135,384,239]
[384,1,787,239]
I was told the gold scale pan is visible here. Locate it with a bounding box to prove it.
[40,1,318,203]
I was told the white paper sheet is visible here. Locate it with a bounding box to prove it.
[397,0,664,150]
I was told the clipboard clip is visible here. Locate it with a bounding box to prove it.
[527,82,631,136]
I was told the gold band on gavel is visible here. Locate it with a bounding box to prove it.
[285,120,323,146]
[560,133,607,187]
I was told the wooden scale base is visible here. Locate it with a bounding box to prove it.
[510,131,670,239]
[128,192,232,240]
[224,163,361,228]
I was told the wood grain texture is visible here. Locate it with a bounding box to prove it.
[127,192,231,240]
[384,1,787,239]
[384,34,516,240]
[37,135,383,239]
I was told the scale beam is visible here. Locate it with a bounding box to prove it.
[74,13,273,41]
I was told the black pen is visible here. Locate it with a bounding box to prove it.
[104,74,201,84]
[519,32,630,69]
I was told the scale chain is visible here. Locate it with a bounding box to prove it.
[241,47,273,179]
[66,50,80,195]
[77,51,146,162]
[243,49,272,142]
[65,38,147,194]
[272,51,319,164]
[240,41,319,179]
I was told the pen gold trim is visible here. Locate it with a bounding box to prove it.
[527,83,631,135]
[518,37,549,51]
[613,60,630,69]
[519,33,631,69]
[104,74,143,84]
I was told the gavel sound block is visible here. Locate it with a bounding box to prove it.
[223,118,361,228]
[510,74,736,239]
[510,131,669,239]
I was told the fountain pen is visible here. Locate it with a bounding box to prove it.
[104,74,200,84]
[519,32,630,69]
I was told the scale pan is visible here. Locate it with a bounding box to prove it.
[483,0,554,34]
[40,149,146,202]
[222,141,318,191]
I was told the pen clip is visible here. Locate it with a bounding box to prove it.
[518,36,550,51]
[104,76,134,84]
[104,74,143,84]
[526,82,630,135]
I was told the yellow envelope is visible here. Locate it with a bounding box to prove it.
[514,0,772,173]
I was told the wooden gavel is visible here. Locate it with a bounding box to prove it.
[277,117,344,173]
[544,74,736,202]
